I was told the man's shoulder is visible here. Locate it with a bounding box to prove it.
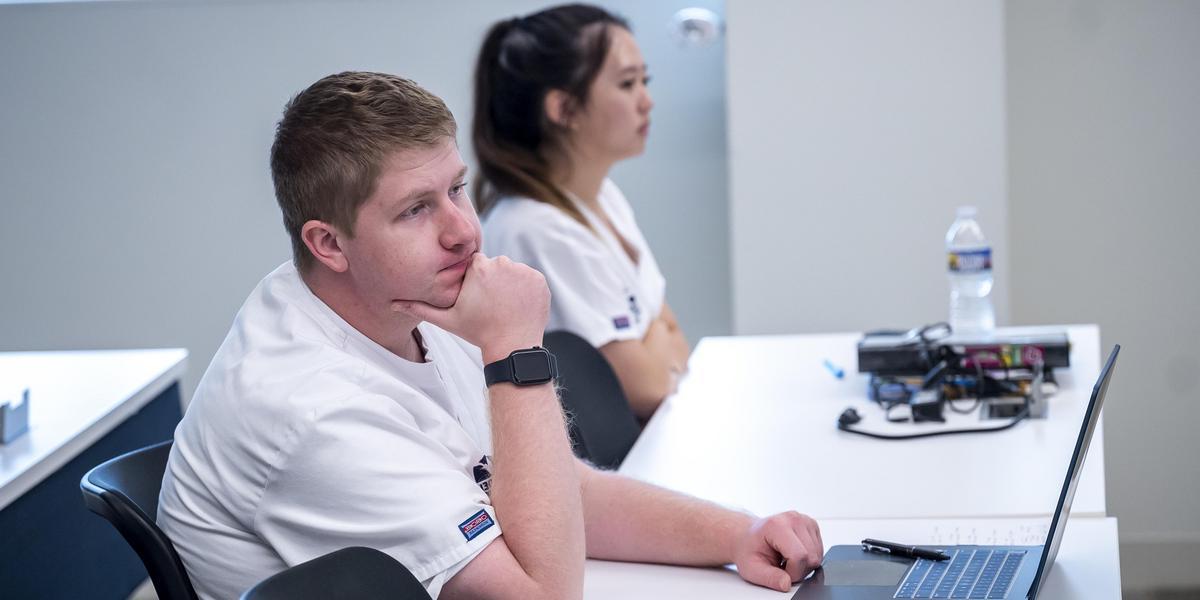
[188,267,485,451]
[190,336,363,428]
[189,263,369,418]
[231,261,356,354]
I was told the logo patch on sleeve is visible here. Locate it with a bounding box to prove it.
[613,315,631,330]
[458,509,495,541]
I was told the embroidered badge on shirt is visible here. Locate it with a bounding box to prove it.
[613,315,631,330]
[459,509,495,541]
[473,456,492,494]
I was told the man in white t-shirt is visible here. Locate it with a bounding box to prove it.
[157,71,822,600]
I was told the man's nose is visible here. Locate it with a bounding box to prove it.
[439,200,477,249]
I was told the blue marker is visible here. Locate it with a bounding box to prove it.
[823,359,845,379]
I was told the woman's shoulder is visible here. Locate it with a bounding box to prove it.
[483,195,592,238]
[482,196,607,261]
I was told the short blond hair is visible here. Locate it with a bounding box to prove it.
[270,71,457,270]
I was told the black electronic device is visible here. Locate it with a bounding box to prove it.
[908,389,944,423]
[845,324,1065,439]
[857,328,1070,377]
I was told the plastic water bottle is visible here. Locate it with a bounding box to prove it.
[946,206,995,334]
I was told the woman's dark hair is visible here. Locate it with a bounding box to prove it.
[472,4,630,226]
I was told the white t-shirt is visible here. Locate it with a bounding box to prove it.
[158,262,500,600]
[482,179,666,348]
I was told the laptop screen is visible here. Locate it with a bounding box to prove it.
[1027,344,1120,599]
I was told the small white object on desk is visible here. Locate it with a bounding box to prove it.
[0,387,30,443]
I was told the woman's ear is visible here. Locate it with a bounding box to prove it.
[301,220,350,273]
[543,89,577,129]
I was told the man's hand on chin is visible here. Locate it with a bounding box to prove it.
[391,253,550,362]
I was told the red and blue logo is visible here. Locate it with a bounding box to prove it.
[459,509,495,541]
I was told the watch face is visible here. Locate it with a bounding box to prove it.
[511,349,553,384]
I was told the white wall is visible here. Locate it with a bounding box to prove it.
[727,0,1200,591]
[727,0,1009,335]
[0,0,731,401]
[1007,0,1200,590]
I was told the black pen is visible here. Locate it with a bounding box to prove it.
[861,538,951,561]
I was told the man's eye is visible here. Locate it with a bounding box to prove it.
[400,203,426,218]
[643,75,652,86]
[620,79,636,89]
[451,183,468,197]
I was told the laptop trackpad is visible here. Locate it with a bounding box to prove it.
[822,560,909,586]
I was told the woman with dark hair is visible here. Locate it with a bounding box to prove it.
[475,4,689,419]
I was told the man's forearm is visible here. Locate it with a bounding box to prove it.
[488,383,585,597]
[429,255,588,599]
[579,465,753,565]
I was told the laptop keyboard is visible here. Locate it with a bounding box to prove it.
[893,548,1026,599]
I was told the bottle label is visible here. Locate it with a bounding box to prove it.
[948,248,992,273]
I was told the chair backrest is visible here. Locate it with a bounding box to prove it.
[543,330,642,469]
[80,440,199,600]
[240,546,430,600]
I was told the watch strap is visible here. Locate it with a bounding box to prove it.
[483,356,516,387]
[484,347,558,387]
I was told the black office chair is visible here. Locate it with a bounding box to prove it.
[80,440,199,600]
[240,546,430,600]
[543,330,642,469]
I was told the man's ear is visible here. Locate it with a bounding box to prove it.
[543,89,577,130]
[301,220,350,273]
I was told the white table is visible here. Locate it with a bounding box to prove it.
[0,348,188,598]
[619,325,1108,520]
[0,348,188,510]
[585,516,1120,599]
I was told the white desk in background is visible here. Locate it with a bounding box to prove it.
[619,325,1107,521]
[0,349,188,510]
[584,516,1120,599]
[0,349,188,598]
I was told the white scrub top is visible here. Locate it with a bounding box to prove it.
[158,261,500,600]
[482,178,667,348]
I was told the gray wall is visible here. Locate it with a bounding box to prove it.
[1007,0,1200,590]
[0,0,730,402]
[727,0,1009,335]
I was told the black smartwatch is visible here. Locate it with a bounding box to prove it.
[484,347,559,387]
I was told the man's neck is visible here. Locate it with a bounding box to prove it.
[300,266,425,363]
